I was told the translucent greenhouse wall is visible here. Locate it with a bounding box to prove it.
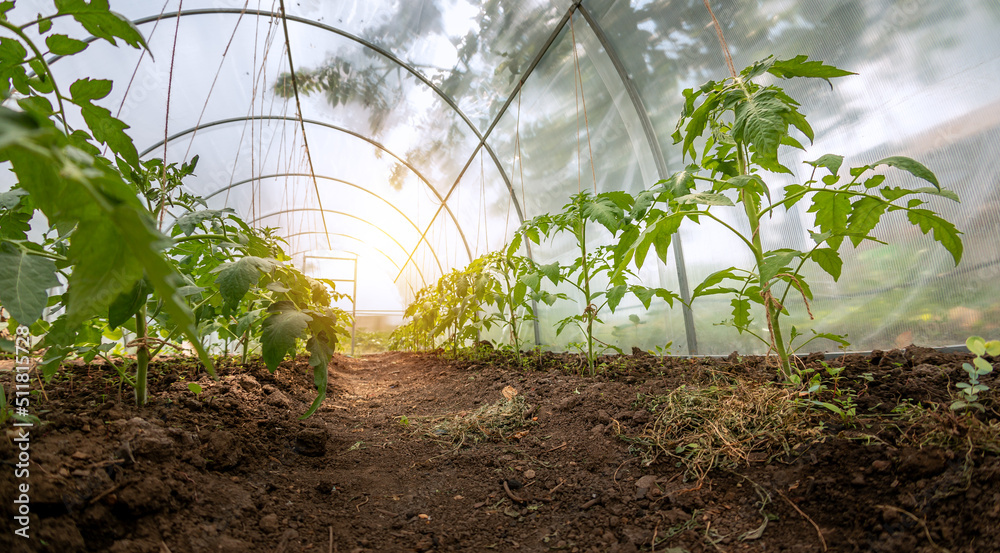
[2,0,998,355]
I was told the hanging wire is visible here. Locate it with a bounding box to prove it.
[113,0,170,122]
[157,0,184,229]
[182,0,251,161]
[277,0,332,250]
[569,14,598,193]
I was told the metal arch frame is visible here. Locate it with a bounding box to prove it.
[392,2,579,285]
[137,114,470,266]
[250,207,422,275]
[575,3,698,354]
[53,2,699,353]
[113,8,529,244]
[201,171,444,275]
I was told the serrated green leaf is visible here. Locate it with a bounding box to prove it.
[68,78,139,168]
[261,301,311,371]
[213,256,279,311]
[731,87,789,166]
[873,156,940,189]
[172,208,234,235]
[0,243,60,325]
[538,262,560,285]
[584,195,625,233]
[805,154,844,177]
[654,165,699,198]
[45,34,88,55]
[606,284,627,312]
[759,250,798,283]
[905,208,963,265]
[767,55,855,85]
[845,197,887,247]
[676,192,734,206]
[808,191,851,250]
[731,298,751,331]
[54,0,149,50]
[810,248,842,281]
[692,267,742,300]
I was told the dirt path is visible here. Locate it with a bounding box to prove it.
[2,349,999,552]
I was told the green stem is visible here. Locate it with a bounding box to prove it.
[135,304,150,406]
[578,220,595,376]
[741,187,791,377]
[172,233,230,244]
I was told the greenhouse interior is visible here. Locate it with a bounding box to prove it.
[2,1,1000,552]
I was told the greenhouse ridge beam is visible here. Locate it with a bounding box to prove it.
[576,4,698,355]
[277,0,331,251]
[114,8,526,243]
[137,114,471,266]
[393,0,580,285]
[201,172,444,276]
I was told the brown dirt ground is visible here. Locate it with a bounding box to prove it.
[1,346,999,553]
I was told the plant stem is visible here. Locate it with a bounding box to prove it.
[578,217,595,376]
[135,305,150,406]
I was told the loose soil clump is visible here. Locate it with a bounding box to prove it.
[1,347,998,552]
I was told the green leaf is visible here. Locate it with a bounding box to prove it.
[653,165,699,198]
[873,156,940,189]
[845,197,888,247]
[606,284,627,313]
[172,208,234,235]
[0,188,27,210]
[810,248,842,281]
[986,341,1000,357]
[905,208,963,265]
[811,331,850,348]
[966,336,986,356]
[69,78,139,168]
[583,195,624,233]
[261,301,311,371]
[0,243,60,325]
[692,267,742,300]
[213,256,279,311]
[108,277,150,330]
[731,298,751,332]
[731,87,789,167]
[45,34,88,55]
[675,192,734,206]
[809,191,851,250]
[538,262,561,285]
[805,154,844,177]
[54,0,149,50]
[759,250,798,283]
[767,55,855,85]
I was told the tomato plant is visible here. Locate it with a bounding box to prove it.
[0,2,351,417]
[518,191,677,375]
[617,55,963,378]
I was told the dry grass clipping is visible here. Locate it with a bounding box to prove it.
[634,380,811,480]
[416,394,531,449]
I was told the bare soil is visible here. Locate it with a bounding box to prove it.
[2,346,999,552]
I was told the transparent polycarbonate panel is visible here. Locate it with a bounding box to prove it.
[284,0,571,129]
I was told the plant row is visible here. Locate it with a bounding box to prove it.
[0,2,349,418]
[394,55,964,380]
